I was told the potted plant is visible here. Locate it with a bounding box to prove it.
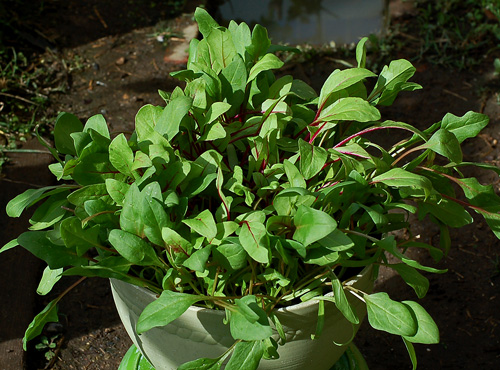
[3,7,500,370]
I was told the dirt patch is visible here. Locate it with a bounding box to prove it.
[1,1,500,369]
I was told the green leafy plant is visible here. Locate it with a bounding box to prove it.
[35,334,60,362]
[3,8,500,369]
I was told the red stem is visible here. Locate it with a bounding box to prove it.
[333,125,414,148]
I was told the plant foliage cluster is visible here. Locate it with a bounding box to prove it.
[4,8,500,369]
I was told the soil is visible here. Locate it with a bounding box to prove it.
[1,0,500,369]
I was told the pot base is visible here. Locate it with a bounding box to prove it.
[118,343,369,370]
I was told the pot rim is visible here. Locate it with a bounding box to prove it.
[112,265,372,316]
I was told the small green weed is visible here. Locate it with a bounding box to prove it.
[34,334,60,362]
[0,46,86,172]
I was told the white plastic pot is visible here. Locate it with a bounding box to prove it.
[110,266,374,370]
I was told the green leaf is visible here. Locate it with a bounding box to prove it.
[60,217,101,256]
[190,61,222,100]
[207,28,237,71]
[298,139,328,180]
[454,177,500,238]
[371,168,433,197]
[441,111,489,143]
[178,357,222,370]
[262,337,279,360]
[319,68,376,108]
[73,153,123,186]
[389,264,429,299]
[6,185,60,218]
[225,340,263,370]
[63,257,145,286]
[418,129,462,163]
[365,292,417,336]
[220,55,247,114]
[155,96,193,140]
[108,229,161,266]
[23,299,59,350]
[120,184,145,237]
[239,220,269,263]
[317,229,354,251]
[0,239,18,254]
[183,209,218,240]
[418,198,472,228]
[457,177,500,210]
[247,53,284,83]
[183,173,217,197]
[212,240,248,271]
[402,337,417,370]
[304,247,339,266]
[205,102,232,125]
[134,104,168,145]
[71,131,92,157]
[293,205,337,247]
[229,296,273,341]
[36,266,63,296]
[136,290,203,334]
[228,20,252,58]
[356,37,369,68]
[204,121,228,141]
[283,159,306,188]
[378,236,447,274]
[235,299,260,323]
[318,97,381,122]
[29,192,68,230]
[370,59,421,106]
[83,114,110,139]
[132,151,153,171]
[290,79,317,100]
[109,133,135,177]
[311,299,325,340]
[246,24,271,60]
[143,183,172,245]
[358,204,388,227]
[162,227,192,255]
[105,178,130,206]
[402,300,440,344]
[53,112,83,155]
[18,231,88,269]
[194,7,219,38]
[66,183,109,206]
[183,246,212,272]
[330,271,359,324]
[273,188,315,217]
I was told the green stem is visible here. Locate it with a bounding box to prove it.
[340,228,380,243]
[344,285,366,302]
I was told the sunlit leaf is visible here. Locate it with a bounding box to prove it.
[225,340,263,370]
[229,296,273,341]
[23,299,59,350]
[402,300,440,344]
[365,292,417,336]
[136,290,203,334]
[293,205,337,247]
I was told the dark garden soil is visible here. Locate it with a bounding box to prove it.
[1,0,500,369]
